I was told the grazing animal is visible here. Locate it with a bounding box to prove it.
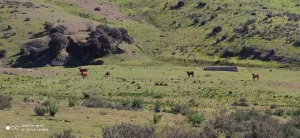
[81,72,88,79]
[186,71,194,78]
[252,73,259,81]
[105,71,110,76]
[78,68,88,73]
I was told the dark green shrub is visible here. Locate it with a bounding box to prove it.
[0,93,12,110]
[68,97,77,107]
[132,99,143,110]
[187,111,205,126]
[120,99,131,108]
[23,96,30,102]
[49,129,76,138]
[82,92,90,99]
[154,102,161,113]
[34,106,47,116]
[47,103,59,117]
[42,100,51,106]
[153,114,163,124]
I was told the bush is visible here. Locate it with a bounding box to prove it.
[42,100,51,106]
[170,104,190,116]
[23,96,30,102]
[68,97,77,107]
[48,32,69,56]
[270,104,277,109]
[120,99,131,109]
[154,102,161,113]
[82,92,91,99]
[272,108,285,116]
[50,129,76,138]
[187,111,205,126]
[82,98,110,108]
[0,93,12,110]
[0,49,7,59]
[231,98,250,107]
[34,106,47,116]
[43,22,54,32]
[132,99,143,110]
[158,125,218,138]
[47,103,59,117]
[153,114,163,124]
[102,123,155,138]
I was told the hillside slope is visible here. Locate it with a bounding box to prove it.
[0,0,300,67]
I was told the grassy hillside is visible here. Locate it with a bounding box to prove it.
[0,0,300,67]
[111,0,300,66]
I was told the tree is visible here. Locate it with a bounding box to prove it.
[84,24,134,58]
[48,32,69,56]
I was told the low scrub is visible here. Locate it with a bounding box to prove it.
[34,106,48,116]
[47,103,59,117]
[81,98,143,110]
[187,111,205,126]
[102,123,218,138]
[231,98,250,107]
[68,97,77,107]
[102,123,155,138]
[0,93,12,110]
[153,114,163,124]
[211,108,300,138]
[50,129,76,138]
[170,104,191,116]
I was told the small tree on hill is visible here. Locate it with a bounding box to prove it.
[85,24,133,58]
[48,32,69,57]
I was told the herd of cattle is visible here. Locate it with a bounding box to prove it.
[78,68,259,80]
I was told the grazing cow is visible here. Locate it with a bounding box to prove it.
[252,73,259,81]
[105,71,110,76]
[81,72,88,79]
[186,71,194,78]
[78,68,88,73]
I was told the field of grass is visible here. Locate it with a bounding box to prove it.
[1,0,300,137]
[0,65,300,137]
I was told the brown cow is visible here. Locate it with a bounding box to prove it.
[78,68,88,73]
[186,71,194,78]
[81,72,88,79]
[252,73,259,81]
[105,71,110,76]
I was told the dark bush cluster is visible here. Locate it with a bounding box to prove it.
[0,93,12,110]
[0,49,7,59]
[206,26,222,38]
[170,1,185,10]
[48,32,69,56]
[17,24,133,67]
[195,2,206,9]
[34,102,59,117]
